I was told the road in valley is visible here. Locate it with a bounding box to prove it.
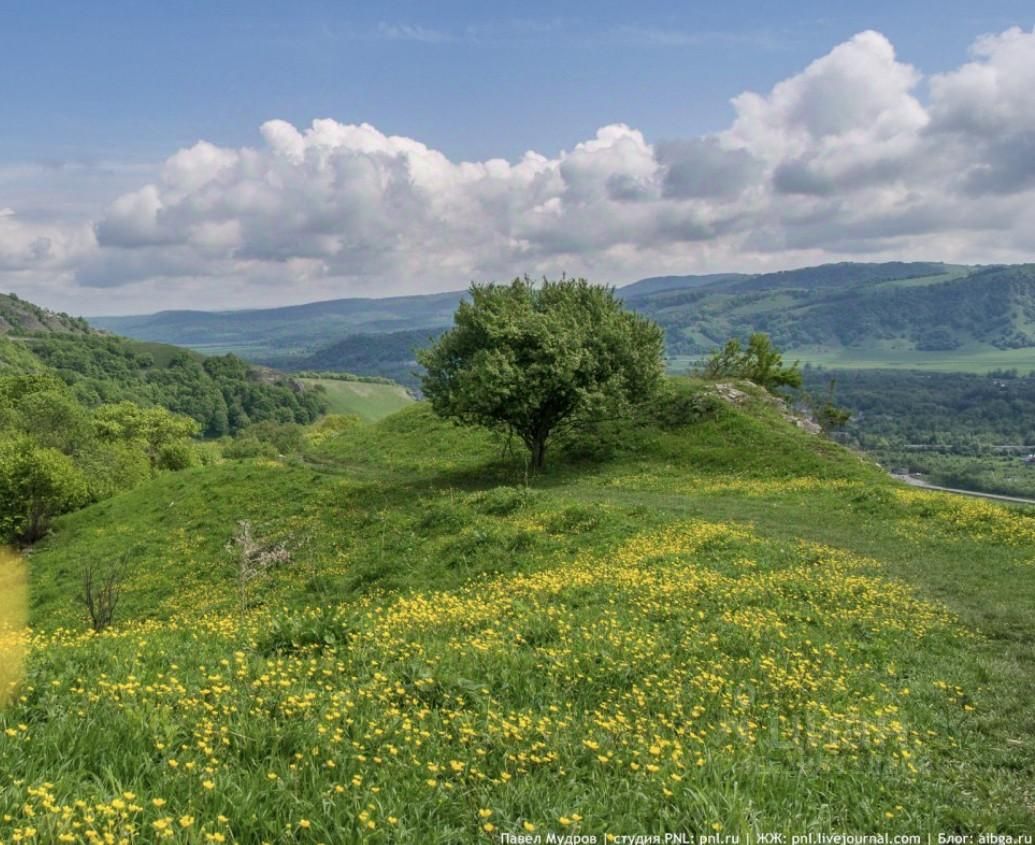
[890,473,1035,506]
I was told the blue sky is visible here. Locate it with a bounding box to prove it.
[4,0,1031,164]
[2,2,1035,313]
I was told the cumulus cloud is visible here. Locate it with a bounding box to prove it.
[7,26,1035,313]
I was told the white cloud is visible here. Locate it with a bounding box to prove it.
[6,27,1035,314]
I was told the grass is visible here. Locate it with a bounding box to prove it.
[3,384,1035,840]
[783,344,1035,374]
[300,378,413,421]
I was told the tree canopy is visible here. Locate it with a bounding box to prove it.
[0,374,202,544]
[418,277,665,468]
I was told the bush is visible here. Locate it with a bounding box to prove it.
[76,441,152,501]
[702,333,802,392]
[649,381,719,429]
[0,436,89,544]
[223,436,278,460]
[156,441,197,471]
[239,421,306,456]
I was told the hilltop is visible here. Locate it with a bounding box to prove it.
[86,262,1035,376]
[0,292,92,336]
[4,382,1034,838]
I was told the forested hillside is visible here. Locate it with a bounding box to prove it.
[25,334,325,436]
[0,294,332,545]
[0,296,327,436]
[805,367,1035,498]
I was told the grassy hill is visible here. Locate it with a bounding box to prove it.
[86,262,1035,378]
[4,386,1034,838]
[297,376,413,421]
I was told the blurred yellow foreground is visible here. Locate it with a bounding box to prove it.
[0,547,27,708]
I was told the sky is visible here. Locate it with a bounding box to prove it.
[2,1,1035,315]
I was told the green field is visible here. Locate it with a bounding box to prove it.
[300,377,413,420]
[670,345,1035,375]
[785,345,1035,373]
[3,387,1034,839]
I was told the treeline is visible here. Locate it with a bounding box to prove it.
[800,367,1035,499]
[0,373,202,544]
[292,370,399,385]
[25,334,326,435]
[803,367,1035,448]
[264,328,442,388]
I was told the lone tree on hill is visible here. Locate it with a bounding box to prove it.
[418,277,665,470]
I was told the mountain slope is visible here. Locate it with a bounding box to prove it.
[617,272,748,297]
[0,292,91,336]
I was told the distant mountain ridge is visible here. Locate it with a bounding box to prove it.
[92,290,467,356]
[80,261,1035,378]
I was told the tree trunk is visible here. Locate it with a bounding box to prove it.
[530,435,547,470]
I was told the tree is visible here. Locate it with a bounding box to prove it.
[418,277,665,469]
[702,333,802,391]
[0,436,89,544]
[91,402,200,470]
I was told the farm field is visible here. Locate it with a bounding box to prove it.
[783,345,1035,374]
[2,385,1034,841]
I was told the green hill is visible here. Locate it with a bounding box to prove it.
[5,387,1034,838]
[296,376,413,420]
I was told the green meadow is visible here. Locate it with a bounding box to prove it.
[298,378,413,421]
[2,383,1034,842]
